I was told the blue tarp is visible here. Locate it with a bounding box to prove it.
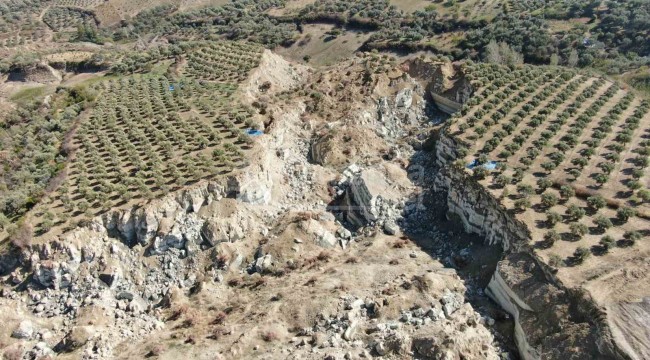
[169,85,175,91]
[467,159,498,170]
[246,129,264,136]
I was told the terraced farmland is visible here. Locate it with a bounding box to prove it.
[28,41,262,236]
[181,41,263,82]
[51,0,105,8]
[446,62,650,270]
[42,6,96,32]
[0,0,49,48]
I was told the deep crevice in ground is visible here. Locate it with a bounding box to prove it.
[399,121,519,358]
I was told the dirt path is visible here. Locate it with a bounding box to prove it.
[38,5,51,22]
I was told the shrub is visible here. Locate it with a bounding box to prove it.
[541,193,558,208]
[516,184,534,197]
[473,167,489,180]
[317,251,332,261]
[624,230,642,244]
[600,235,616,251]
[628,180,642,190]
[572,158,588,168]
[598,162,615,174]
[546,211,562,226]
[514,198,531,210]
[594,173,609,186]
[493,174,510,188]
[543,230,560,247]
[573,246,591,264]
[541,161,557,173]
[146,344,164,357]
[40,218,54,233]
[560,185,575,199]
[261,330,279,342]
[587,195,606,210]
[211,311,227,325]
[616,207,637,222]
[566,204,586,220]
[593,215,612,231]
[549,253,563,267]
[569,222,588,239]
[537,178,553,191]
[0,213,9,231]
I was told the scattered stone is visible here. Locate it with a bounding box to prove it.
[441,290,463,317]
[343,321,357,341]
[375,341,387,356]
[254,254,273,274]
[12,320,34,339]
[337,227,352,240]
[384,220,398,235]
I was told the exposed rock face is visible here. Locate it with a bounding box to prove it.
[299,218,337,248]
[433,165,530,251]
[254,254,273,274]
[244,49,308,101]
[608,299,650,360]
[33,261,73,290]
[433,131,628,360]
[0,54,512,360]
[201,219,244,246]
[375,83,422,138]
[405,58,474,114]
[486,253,614,360]
[342,168,402,227]
[102,181,229,247]
[285,274,500,360]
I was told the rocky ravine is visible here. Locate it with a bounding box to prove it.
[428,60,645,360]
[0,53,509,359]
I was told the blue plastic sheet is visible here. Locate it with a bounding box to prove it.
[245,129,264,136]
[467,159,498,170]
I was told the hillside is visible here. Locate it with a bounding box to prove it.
[0,0,648,359]
[431,60,650,359]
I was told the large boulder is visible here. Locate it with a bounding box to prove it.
[342,168,401,227]
[150,213,204,254]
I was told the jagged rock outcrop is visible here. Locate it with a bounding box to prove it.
[340,167,403,229]
[101,181,230,247]
[375,83,422,138]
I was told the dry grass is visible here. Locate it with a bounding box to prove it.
[260,330,279,342]
[275,24,371,68]
[316,250,332,262]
